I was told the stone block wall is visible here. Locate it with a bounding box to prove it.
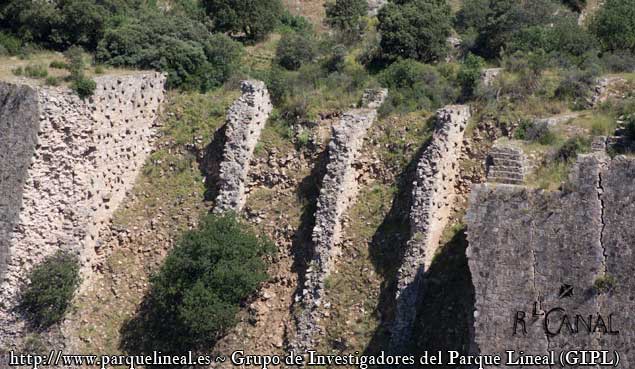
[391,105,470,350]
[294,90,387,351]
[214,80,272,214]
[466,154,635,367]
[0,72,166,346]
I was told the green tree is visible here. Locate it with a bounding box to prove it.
[591,0,635,52]
[377,0,453,62]
[325,0,368,32]
[378,59,458,113]
[457,53,485,99]
[202,0,284,41]
[121,213,275,354]
[275,33,318,70]
[19,251,80,329]
[97,13,243,91]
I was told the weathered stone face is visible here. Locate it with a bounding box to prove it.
[467,154,635,367]
[0,83,39,284]
[0,72,166,346]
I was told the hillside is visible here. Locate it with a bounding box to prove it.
[1,0,635,367]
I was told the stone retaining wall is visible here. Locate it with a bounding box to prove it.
[213,80,272,214]
[0,72,166,346]
[390,105,470,350]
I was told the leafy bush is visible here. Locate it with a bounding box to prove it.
[121,213,274,353]
[18,251,80,329]
[0,0,115,50]
[23,64,48,79]
[514,120,557,145]
[378,0,453,62]
[555,66,600,109]
[45,76,61,86]
[49,60,67,69]
[73,77,96,99]
[279,10,313,34]
[601,51,635,72]
[202,0,284,41]
[0,32,21,55]
[379,59,458,114]
[275,33,317,71]
[594,274,617,294]
[97,14,243,91]
[11,66,23,76]
[457,53,485,100]
[591,0,635,52]
[94,65,104,74]
[556,136,591,162]
[325,0,368,33]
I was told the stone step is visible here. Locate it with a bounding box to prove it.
[490,163,525,173]
[490,158,524,168]
[488,170,525,180]
[488,176,525,185]
[490,147,524,156]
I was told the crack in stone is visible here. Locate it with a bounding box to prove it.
[597,159,608,274]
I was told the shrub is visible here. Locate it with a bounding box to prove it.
[45,76,61,86]
[591,0,635,52]
[64,46,86,80]
[601,51,635,72]
[94,65,104,74]
[325,44,348,72]
[379,59,458,113]
[555,67,600,109]
[18,251,80,329]
[325,0,368,32]
[24,64,48,79]
[73,77,96,99]
[202,0,284,41]
[11,66,23,76]
[122,213,274,353]
[514,120,557,145]
[275,33,318,71]
[593,274,617,294]
[457,53,485,100]
[279,10,313,34]
[377,0,453,62]
[0,32,22,55]
[49,60,67,69]
[556,136,591,162]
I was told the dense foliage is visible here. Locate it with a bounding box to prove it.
[121,214,274,353]
[377,0,453,63]
[275,33,318,71]
[591,0,635,52]
[202,0,284,41]
[325,0,368,33]
[96,13,243,91]
[18,251,81,329]
[378,59,458,113]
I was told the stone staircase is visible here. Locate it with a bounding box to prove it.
[486,146,527,185]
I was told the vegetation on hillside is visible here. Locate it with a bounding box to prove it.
[121,213,275,354]
[18,251,80,329]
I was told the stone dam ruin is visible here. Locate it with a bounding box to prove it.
[0,72,166,344]
[1,69,634,363]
